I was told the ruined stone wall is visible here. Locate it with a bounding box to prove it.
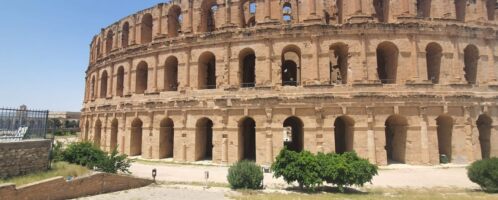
[0,140,51,178]
[81,0,498,166]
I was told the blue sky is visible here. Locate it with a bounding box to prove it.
[0,0,166,112]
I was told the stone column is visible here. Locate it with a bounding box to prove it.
[127,59,133,95]
[265,0,271,20]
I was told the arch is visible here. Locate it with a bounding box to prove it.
[116,66,125,97]
[200,0,218,33]
[164,56,179,91]
[486,0,496,21]
[198,52,217,89]
[283,116,304,152]
[110,119,118,150]
[334,116,355,154]
[436,115,453,162]
[282,2,292,22]
[122,22,130,48]
[426,42,443,84]
[416,0,431,18]
[281,45,301,86]
[385,115,408,164]
[100,71,108,98]
[84,120,89,141]
[168,5,183,37]
[240,0,256,28]
[94,119,102,147]
[238,117,256,161]
[376,42,399,84]
[141,13,153,44]
[464,44,479,84]
[373,0,389,22]
[136,61,148,94]
[329,43,349,84]
[239,48,256,87]
[455,0,466,21]
[90,76,96,99]
[477,114,493,159]
[130,118,143,156]
[195,118,213,161]
[105,30,114,54]
[96,39,101,58]
[159,118,174,158]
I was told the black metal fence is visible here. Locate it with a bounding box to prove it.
[0,107,49,142]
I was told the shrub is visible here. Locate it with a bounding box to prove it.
[95,148,131,174]
[467,158,498,193]
[271,149,323,190]
[50,141,64,162]
[227,160,264,189]
[318,152,378,192]
[62,141,105,168]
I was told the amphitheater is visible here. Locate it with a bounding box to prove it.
[81,0,498,166]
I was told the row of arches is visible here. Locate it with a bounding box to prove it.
[87,41,483,100]
[87,113,494,163]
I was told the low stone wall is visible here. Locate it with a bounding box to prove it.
[0,139,51,178]
[0,173,153,200]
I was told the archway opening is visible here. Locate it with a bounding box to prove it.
[376,42,399,84]
[373,0,389,22]
[90,76,96,99]
[130,118,143,156]
[196,118,213,161]
[283,117,304,152]
[334,116,355,154]
[136,62,148,94]
[240,0,256,28]
[464,45,479,84]
[94,120,102,147]
[239,117,256,161]
[436,115,453,162]
[141,14,153,43]
[100,71,108,98]
[200,0,218,32]
[84,121,89,141]
[122,22,129,48]
[106,30,113,54]
[426,42,443,84]
[486,0,496,21]
[455,0,466,21]
[168,5,183,37]
[282,2,292,22]
[164,56,179,91]
[239,48,256,88]
[159,118,174,159]
[330,43,349,84]
[110,119,118,151]
[281,45,301,86]
[416,0,431,18]
[198,52,216,89]
[116,67,125,96]
[477,114,492,159]
[385,115,408,164]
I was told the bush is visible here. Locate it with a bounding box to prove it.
[227,160,264,189]
[62,141,105,168]
[467,158,498,193]
[318,152,378,192]
[95,148,131,174]
[271,149,323,190]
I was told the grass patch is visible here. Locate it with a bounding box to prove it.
[0,162,90,186]
[232,187,498,200]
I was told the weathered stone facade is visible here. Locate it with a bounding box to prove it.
[82,0,498,165]
[0,140,51,178]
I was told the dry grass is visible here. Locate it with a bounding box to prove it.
[0,162,90,186]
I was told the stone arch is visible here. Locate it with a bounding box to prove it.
[376,41,399,84]
[464,44,479,84]
[122,22,130,48]
[436,115,453,162]
[486,0,496,21]
[105,30,113,54]
[373,0,389,22]
[90,76,96,99]
[416,0,431,18]
[116,66,125,97]
[198,51,216,89]
[239,48,256,87]
[195,117,213,161]
[240,0,256,28]
[426,42,443,84]
[136,61,148,94]
[282,2,292,22]
[100,71,108,98]
[385,115,408,164]
[281,45,301,86]
[141,13,153,43]
[283,116,304,152]
[164,56,179,91]
[238,117,256,161]
[110,118,118,151]
[159,118,174,158]
[455,0,466,21]
[130,118,143,156]
[168,5,183,37]
[329,43,349,84]
[334,115,355,154]
[477,114,492,159]
[200,0,218,33]
[96,38,101,58]
[94,119,102,147]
